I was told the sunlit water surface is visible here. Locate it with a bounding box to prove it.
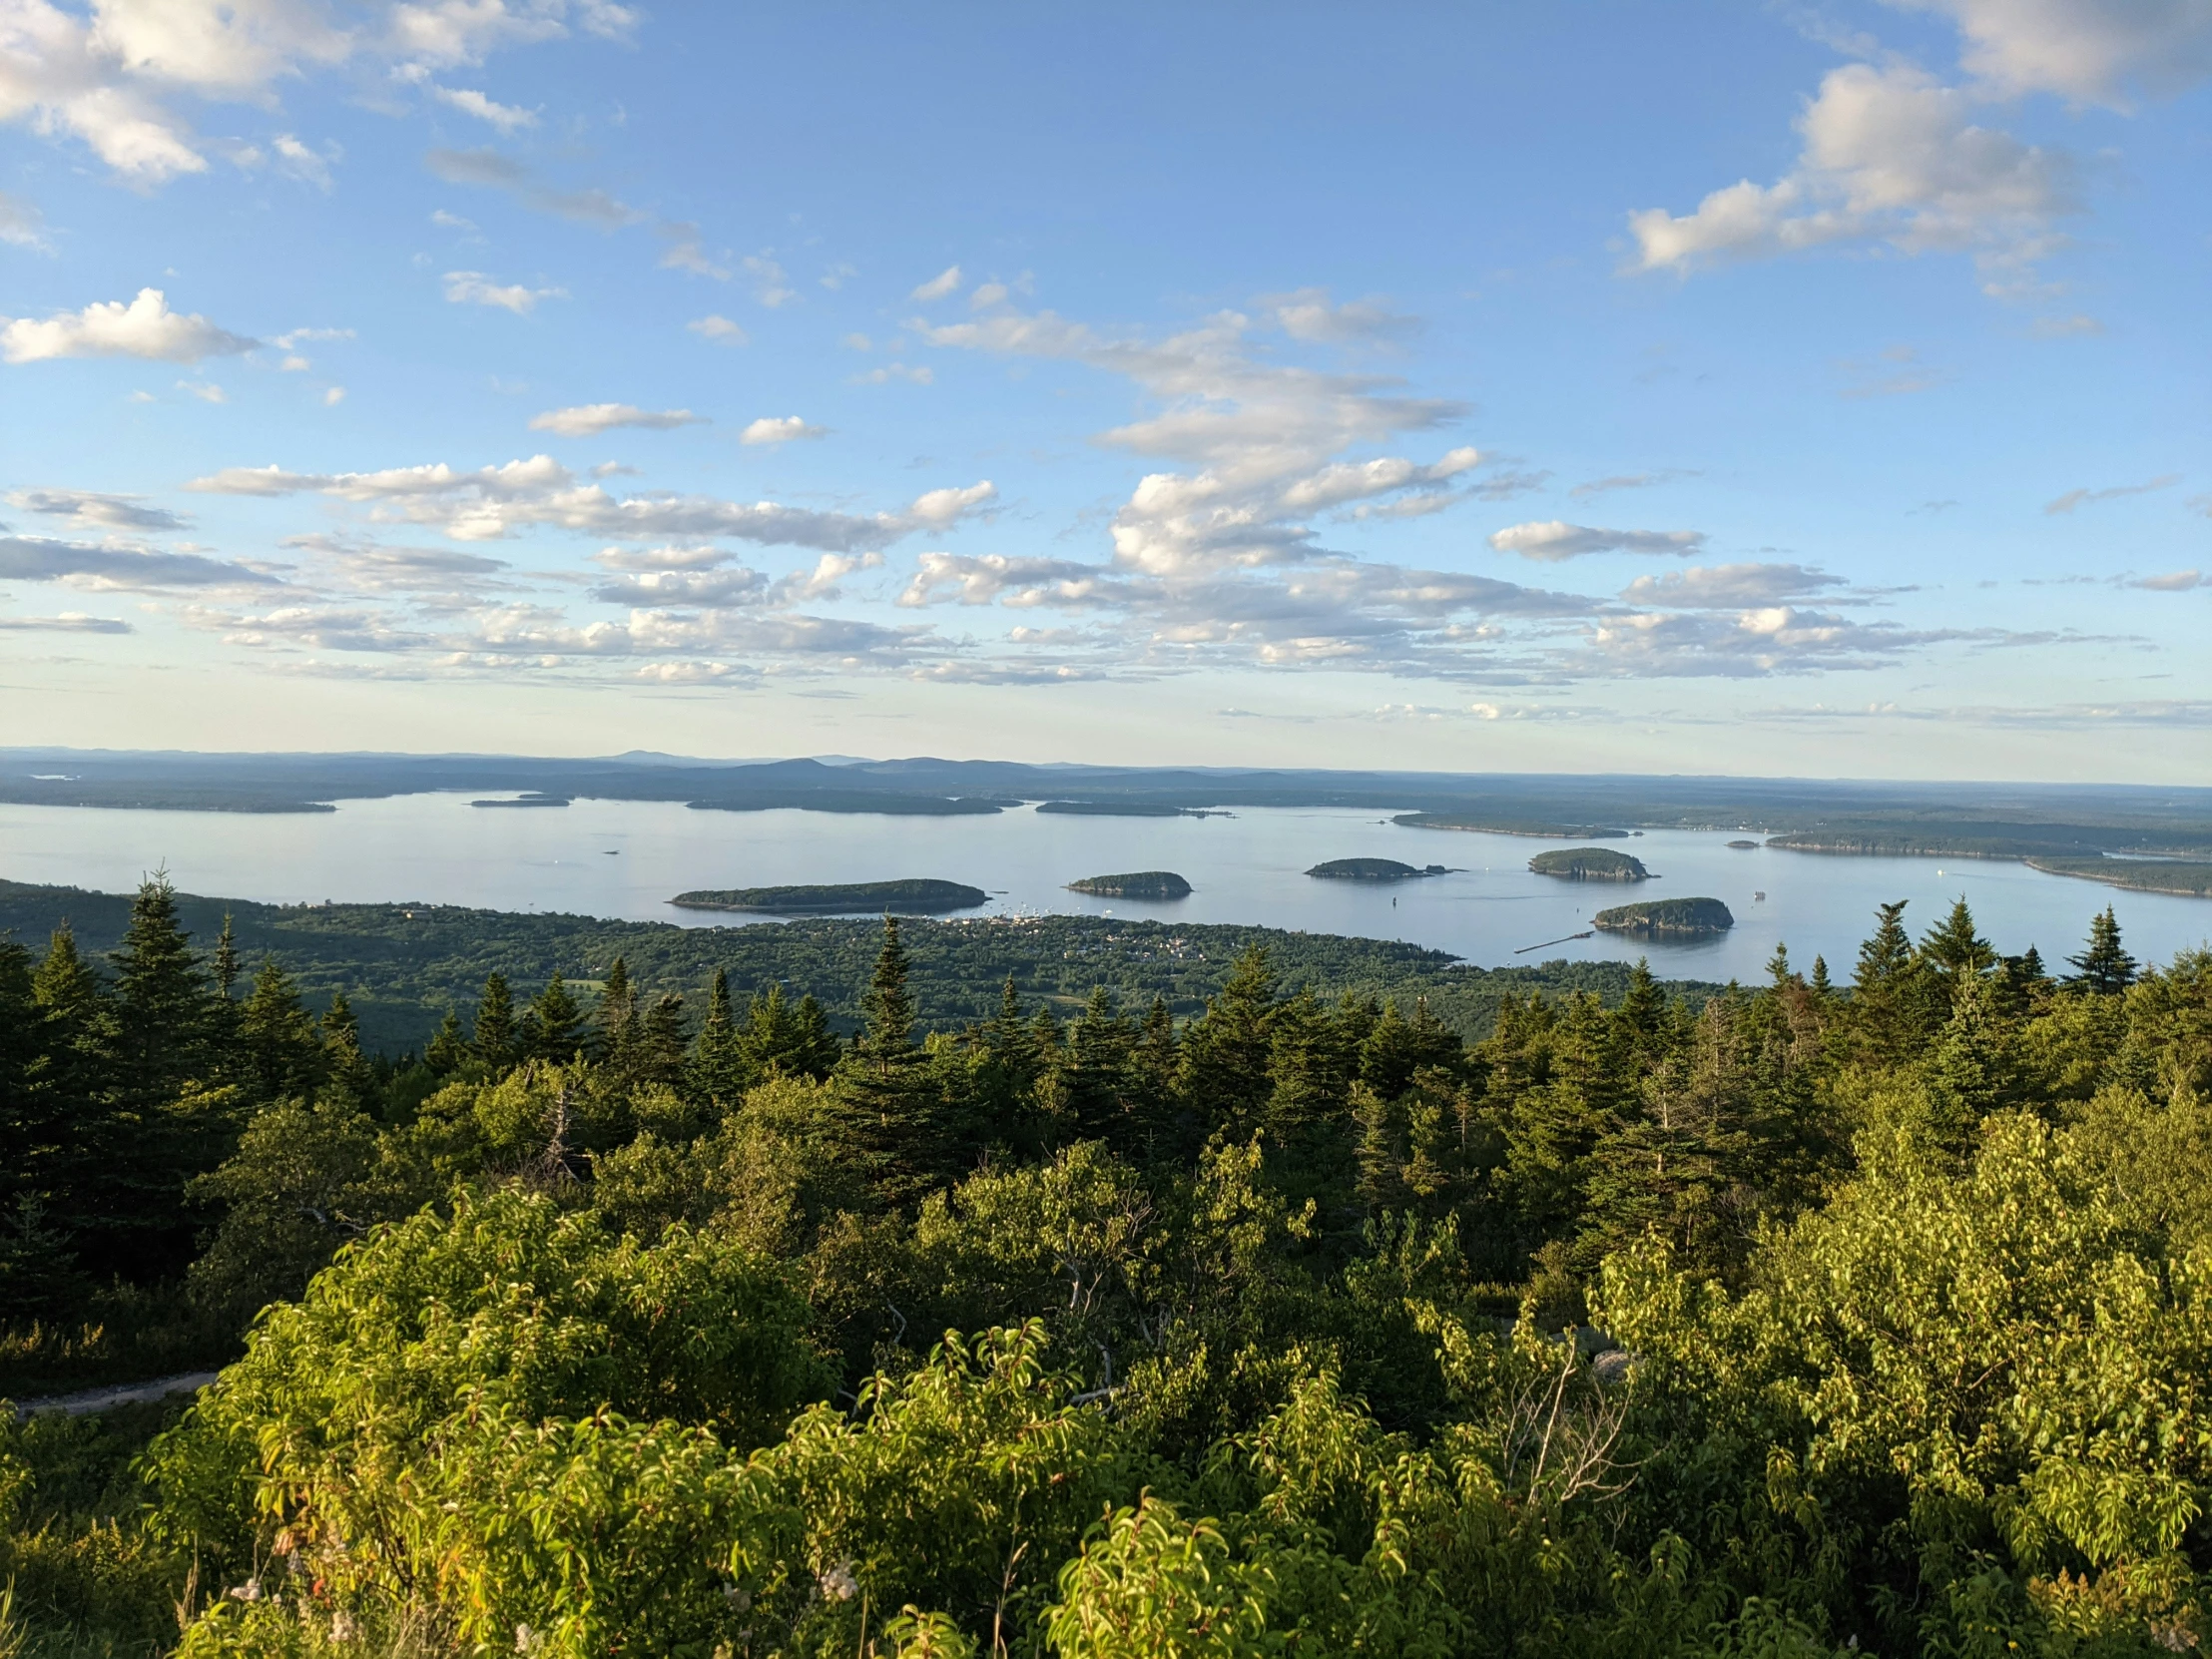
[3,795,2206,981]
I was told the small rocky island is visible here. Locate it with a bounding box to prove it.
[1307,857,1448,881]
[671,878,987,914]
[1528,847,1649,882]
[1592,896,1734,936]
[1066,870,1193,899]
[1725,838,1759,849]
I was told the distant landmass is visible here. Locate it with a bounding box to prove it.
[1036,802,1218,819]
[1593,896,1735,936]
[1395,813,1629,838]
[1308,858,1448,882]
[1066,870,1194,899]
[670,879,989,914]
[470,795,570,809]
[2024,857,2212,898]
[1528,847,1649,882]
[1726,838,1758,848]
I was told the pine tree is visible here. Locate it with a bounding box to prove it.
[1809,955,1833,999]
[1850,899,1937,1064]
[526,972,587,1061]
[320,991,375,1107]
[108,870,213,1111]
[691,968,749,1106]
[1057,986,1133,1147]
[1176,945,1279,1141]
[635,992,689,1085]
[212,912,243,1001]
[595,957,636,1062]
[2066,906,2137,994]
[856,918,916,1064]
[240,958,326,1103]
[789,994,841,1080]
[472,971,518,1071]
[424,1008,470,1074]
[1921,897,1994,981]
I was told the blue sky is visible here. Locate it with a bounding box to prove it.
[1,0,2206,779]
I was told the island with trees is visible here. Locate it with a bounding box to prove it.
[1528,847,1649,881]
[1307,857,1449,881]
[1592,895,1736,935]
[670,878,988,914]
[1066,870,1194,899]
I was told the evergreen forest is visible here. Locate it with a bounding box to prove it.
[3,876,2210,1657]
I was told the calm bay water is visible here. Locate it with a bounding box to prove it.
[2,794,2207,981]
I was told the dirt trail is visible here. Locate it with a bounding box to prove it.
[10,1371,219,1418]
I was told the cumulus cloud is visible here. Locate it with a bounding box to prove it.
[2127,569,2203,591]
[1578,605,1945,678]
[739,415,826,446]
[909,265,962,301]
[1626,62,2076,280]
[7,489,188,531]
[1488,521,1706,560]
[1263,288,1421,344]
[185,453,998,549]
[688,314,747,345]
[529,403,705,437]
[0,0,626,185]
[2043,474,2182,513]
[657,221,728,278]
[1888,0,2212,106]
[0,533,279,590]
[0,288,257,363]
[443,271,564,313]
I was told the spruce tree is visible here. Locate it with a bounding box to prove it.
[108,870,213,1111]
[1850,899,1936,1064]
[526,972,587,1061]
[1921,897,1994,981]
[472,971,518,1071]
[595,957,636,1061]
[1176,945,1278,1141]
[833,919,942,1198]
[691,968,749,1105]
[856,918,916,1063]
[241,958,326,1103]
[424,1008,470,1074]
[1057,986,1133,1147]
[213,912,243,1001]
[2066,906,2138,994]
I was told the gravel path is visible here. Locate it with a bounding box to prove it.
[10,1371,219,1418]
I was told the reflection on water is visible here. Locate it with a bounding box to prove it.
[2,795,2206,981]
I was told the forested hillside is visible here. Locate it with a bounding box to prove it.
[2,878,2208,1657]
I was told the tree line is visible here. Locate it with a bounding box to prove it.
[1,875,2207,1656]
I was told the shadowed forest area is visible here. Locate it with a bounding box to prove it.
[1,875,2208,1656]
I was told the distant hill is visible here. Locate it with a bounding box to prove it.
[671,879,988,914]
[1067,871,1193,899]
[1529,847,1648,881]
[1593,897,1734,935]
[1308,858,1447,881]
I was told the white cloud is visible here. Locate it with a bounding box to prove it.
[184,453,998,549]
[323,385,345,405]
[2127,569,2202,591]
[657,221,728,278]
[1488,520,1706,560]
[1263,287,1420,344]
[774,551,881,603]
[0,191,49,250]
[430,208,477,232]
[742,254,794,307]
[442,271,564,312]
[2043,474,2182,513]
[739,415,826,446]
[1570,469,1695,500]
[1888,0,2212,106]
[969,280,1009,309]
[528,403,705,437]
[1620,563,1846,608]
[8,488,188,531]
[909,265,962,301]
[428,83,537,131]
[1626,63,2075,279]
[0,287,257,363]
[854,361,933,385]
[0,532,279,590]
[688,313,748,345]
[178,378,226,402]
[0,611,132,633]
[425,147,643,228]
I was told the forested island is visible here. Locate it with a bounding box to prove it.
[1065,870,1193,899]
[1528,847,1649,881]
[1,869,2201,1657]
[1035,802,1216,819]
[469,795,570,809]
[1593,895,1736,935]
[1307,857,1449,880]
[2023,857,2212,897]
[670,879,989,914]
